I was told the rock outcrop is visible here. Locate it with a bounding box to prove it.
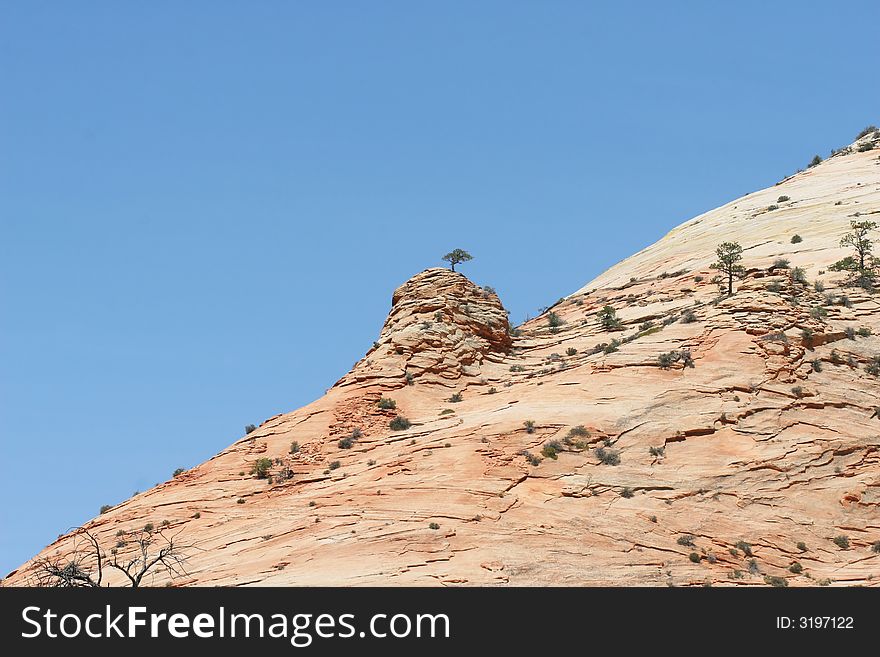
[338,268,511,387]
[5,130,880,587]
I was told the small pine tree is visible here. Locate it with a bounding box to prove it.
[711,242,745,296]
[441,249,473,272]
[829,220,877,290]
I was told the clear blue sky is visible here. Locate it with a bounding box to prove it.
[1,1,877,576]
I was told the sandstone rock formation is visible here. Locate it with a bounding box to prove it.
[5,130,880,587]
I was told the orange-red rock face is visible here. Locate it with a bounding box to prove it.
[5,134,880,587]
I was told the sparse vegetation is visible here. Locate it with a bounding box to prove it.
[449,392,463,403]
[100,505,112,514]
[441,248,473,272]
[811,359,823,373]
[596,446,620,466]
[245,424,257,434]
[711,242,745,296]
[764,575,788,587]
[857,327,872,337]
[735,540,753,557]
[791,234,802,244]
[773,258,790,269]
[856,125,878,140]
[621,487,634,498]
[649,445,665,457]
[833,535,850,549]
[681,309,697,323]
[791,267,807,284]
[566,347,578,356]
[251,458,273,479]
[510,364,525,372]
[677,534,695,547]
[829,220,877,291]
[778,195,790,203]
[791,386,804,398]
[789,562,803,574]
[541,440,563,460]
[598,305,623,330]
[389,415,411,431]
[524,420,536,434]
[808,154,822,168]
[429,522,440,530]
[658,350,694,369]
[329,460,341,470]
[797,541,808,552]
[547,311,562,328]
[689,552,701,563]
[290,441,300,454]
[172,468,185,478]
[377,397,397,410]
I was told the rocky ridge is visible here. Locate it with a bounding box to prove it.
[5,129,880,587]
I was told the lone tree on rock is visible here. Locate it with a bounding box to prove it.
[442,249,473,272]
[829,220,877,291]
[712,241,745,296]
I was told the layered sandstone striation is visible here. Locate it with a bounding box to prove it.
[5,130,880,587]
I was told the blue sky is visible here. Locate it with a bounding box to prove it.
[1,1,877,576]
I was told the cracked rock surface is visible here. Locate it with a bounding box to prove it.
[6,133,880,587]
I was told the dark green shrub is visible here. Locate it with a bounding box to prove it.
[429,522,440,530]
[566,347,578,356]
[237,498,245,504]
[856,125,878,139]
[541,443,560,459]
[100,504,112,514]
[748,559,760,575]
[811,359,823,373]
[797,541,807,552]
[510,364,525,372]
[764,575,788,587]
[290,441,300,454]
[689,552,701,563]
[245,424,257,434]
[649,445,665,457]
[790,234,802,244]
[251,458,273,479]
[596,447,620,465]
[871,541,880,554]
[524,420,536,434]
[329,460,341,470]
[833,535,850,549]
[621,487,634,498]
[735,540,753,557]
[677,534,695,547]
[405,372,415,385]
[858,142,875,152]
[172,468,185,477]
[808,154,822,167]
[598,305,622,330]
[773,258,790,269]
[778,195,790,202]
[378,397,397,410]
[547,312,562,328]
[603,339,621,355]
[845,327,856,340]
[791,386,804,398]
[449,392,463,403]
[487,387,497,394]
[767,204,778,211]
[789,562,803,574]
[857,327,872,337]
[389,416,411,431]
[791,267,807,284]
[143,523,154,532]
[681,309,697,323]
[814,280,824,292]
